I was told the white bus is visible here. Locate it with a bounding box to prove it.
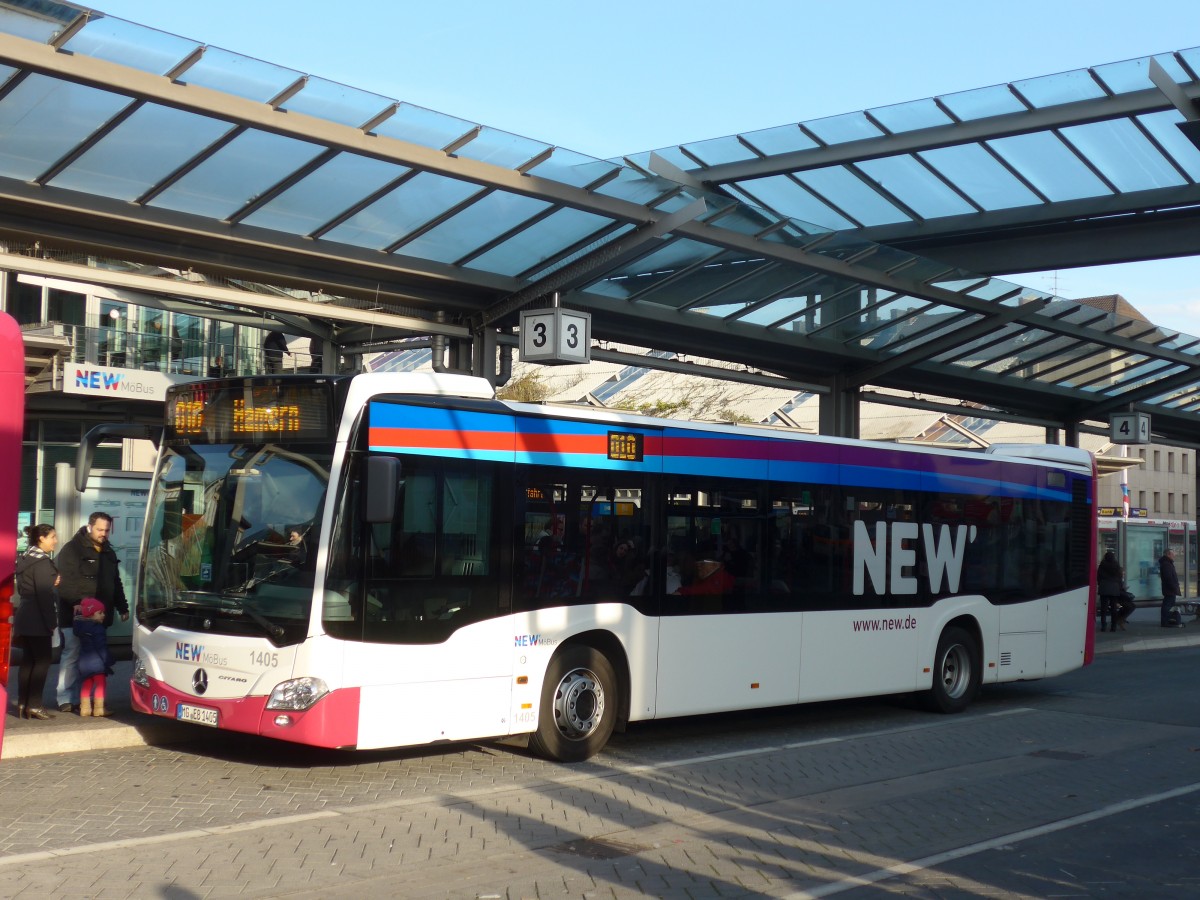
[125,372,1097,761]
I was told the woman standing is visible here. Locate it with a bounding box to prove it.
[13,523,61,719]
[1096,550,1125,633]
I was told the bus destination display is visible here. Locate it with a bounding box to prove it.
[166,384,332,443]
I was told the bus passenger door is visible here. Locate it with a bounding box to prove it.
[655,481,801,717]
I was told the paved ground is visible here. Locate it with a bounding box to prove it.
[7,609,1198,761]
[0,611,1197,898]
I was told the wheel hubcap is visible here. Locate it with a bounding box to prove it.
[552,667,605,739]
[940,643,970,699]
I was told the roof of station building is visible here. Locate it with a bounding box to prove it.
[1,1,1200,446]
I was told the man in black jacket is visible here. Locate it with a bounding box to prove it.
[1160,548,1183,628]
[54,512,129,712]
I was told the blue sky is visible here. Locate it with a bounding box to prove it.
[90,0,1200,334]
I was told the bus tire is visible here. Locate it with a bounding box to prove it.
[925,626,979,714]
[529,644,617,762]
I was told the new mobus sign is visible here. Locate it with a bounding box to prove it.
[64,365,201,403]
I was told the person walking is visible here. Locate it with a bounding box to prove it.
[1159,547,1183,628]
[74,598,116,718]
[13,524,61,720]
[262,330,289,375]
[55,512,129,713]
[1096,550,1124,633]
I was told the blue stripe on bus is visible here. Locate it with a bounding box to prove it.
[369,402,1079,501]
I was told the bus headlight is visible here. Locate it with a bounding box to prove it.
[266,677,329,711]
[132,655,149,688]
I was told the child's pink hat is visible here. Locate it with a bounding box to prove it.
[79,597,105,618]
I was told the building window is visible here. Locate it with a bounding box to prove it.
[1139,491,1146,509]
[1169,494,1175,514]
[1154,450,1161,470]
[1185,495,1190,515]
[1169,452,1175,473]
[1153,492,1160,513]
[1185,456,1190,476]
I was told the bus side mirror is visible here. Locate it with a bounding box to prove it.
[363,455,401,523]
[76,423,161,492]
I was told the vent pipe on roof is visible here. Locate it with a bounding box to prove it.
[432,311,449,372]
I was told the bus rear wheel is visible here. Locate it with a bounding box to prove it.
[530,645,617,762]
[925,626,979,714]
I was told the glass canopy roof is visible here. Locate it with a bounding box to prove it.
[2,0,1200,442]
[645,49,1200,238]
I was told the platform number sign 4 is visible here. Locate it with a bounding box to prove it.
[1110,412,1151,444]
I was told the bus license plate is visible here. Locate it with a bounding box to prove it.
[177,704,219,727]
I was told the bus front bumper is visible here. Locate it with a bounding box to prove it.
[131,677,361,749]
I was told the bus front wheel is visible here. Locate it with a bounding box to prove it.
[925,626,979,714]
[530,645,617,762]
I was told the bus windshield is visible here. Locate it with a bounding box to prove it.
[139,441,332,643]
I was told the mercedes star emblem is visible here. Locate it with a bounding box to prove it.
[192,668,209,695]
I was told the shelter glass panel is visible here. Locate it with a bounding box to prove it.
[987,132,1111,202]
[466,207,617,276]
[150,129,327,220]
[243,153,409,235]
[729,177,855,231]
[280,78,393,129]
[0,75,129,181]
[938,84,1027,120]
[592,167,680,207]
[679,135,759,166]
[62,16,198,75]
[177,47,300,103]
[742,296,821,330]
[804,112,884,145]
[699,263,817,312]
[919,144,1042,210]
[1092,58,1157,93]
[795,166,909,226]
[323,171,481,251]
[868,98,955,133]
[588,239,725,301]
[702,201,783,238]
[1104,362,1189,395]
[399,191,552,263]
[1136,111,1200,180]
[1060,119,1185,192]
[856,304,960,352]
[49,102,232,201]
[950,326,1052,370]
[627,148,690,171]
[1048,300,1119,328]
[855,155,977,219]
[738,123,819,156]
[1181,48,1200,78]
[965,279,1024,302]
[372,104,477,151]
[455,127,551,170]
[526,148,621,189]
[1012,70,1106,107]
[0,5,68,42]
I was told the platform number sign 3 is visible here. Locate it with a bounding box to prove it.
[519,309,592,365]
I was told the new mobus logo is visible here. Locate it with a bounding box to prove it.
[176,641,204,661]
[71,368,162,396]
[514,634,558,647]
[853,522,978,595]
[75,369,124,391]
